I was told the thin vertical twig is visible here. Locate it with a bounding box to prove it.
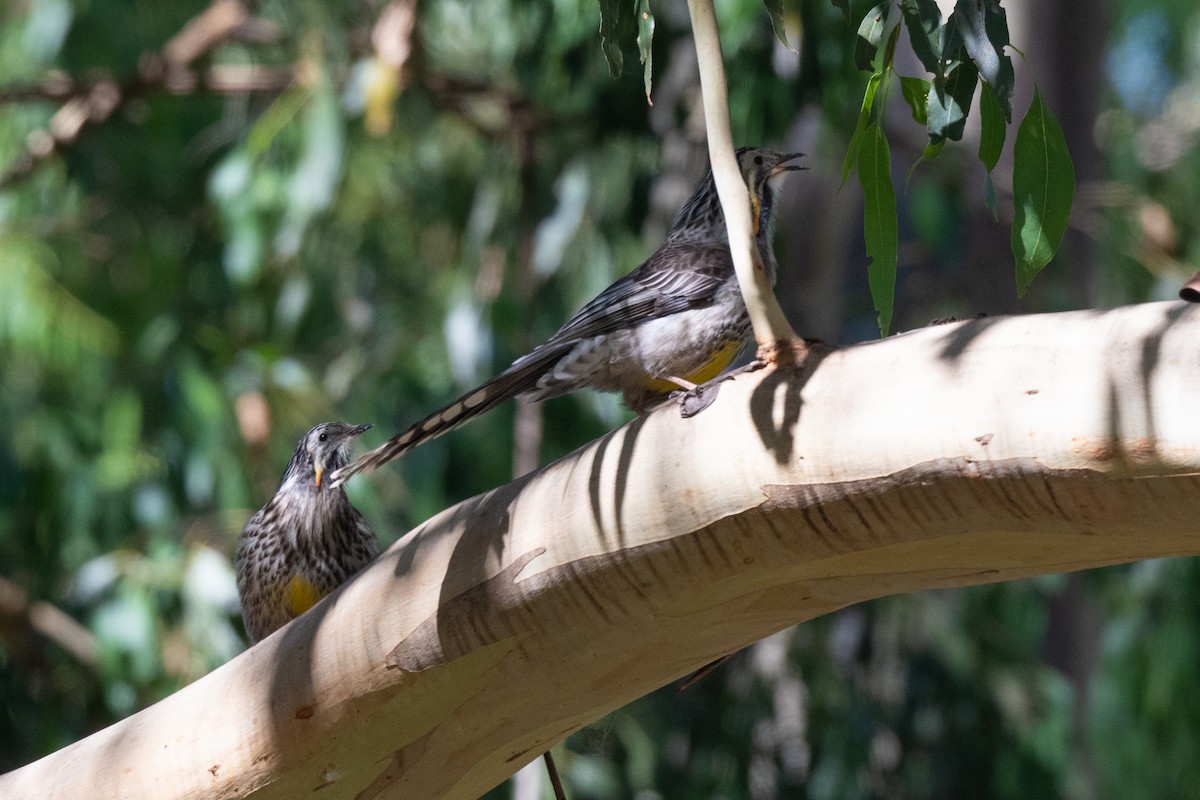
[544,750,568,800]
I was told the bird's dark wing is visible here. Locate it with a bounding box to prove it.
[541,241,733,346]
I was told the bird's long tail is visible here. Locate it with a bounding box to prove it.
[328,344,569,487]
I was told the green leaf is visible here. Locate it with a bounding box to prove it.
[900,76,932,125]
[982,171,997,218]
[598,0,623,78]
[978,80,1005,172]
[900,0,942,75]
[855,3,891,71]
[858,120,897,337]
[939,11,964,63]
[905,137,944,184]
[245,87,309,157]
[953,0,1014,120]
[842,71,883,186]
[1011,88,1075,294]
[831,0,851,23]
[763,0,795,51]
[0,235,120,367]
[881,14,903,68]
[927,59,978,142]
[637,0,655,103]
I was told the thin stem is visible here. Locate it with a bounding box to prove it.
[543,750,567,800]
[685,0,799,350]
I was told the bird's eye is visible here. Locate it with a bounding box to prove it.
[754,155,764,166]
[318,432,328,442]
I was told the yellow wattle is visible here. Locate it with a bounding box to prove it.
[286,574,325,617]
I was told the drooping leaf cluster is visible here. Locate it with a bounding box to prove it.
[598,0,1076,335]
[841,0,1075,332]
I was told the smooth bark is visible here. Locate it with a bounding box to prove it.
[687,0,799,348]
[3,301,1199,800]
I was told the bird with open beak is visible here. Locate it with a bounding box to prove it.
[235,422,379,643]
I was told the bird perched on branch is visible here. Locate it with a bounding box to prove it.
[236,422,379,643]
[331,147,803,487]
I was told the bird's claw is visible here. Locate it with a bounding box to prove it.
[675,382,721,417]
[673,359,759,417]
[673,339,828,418]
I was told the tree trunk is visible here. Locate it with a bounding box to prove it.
[3,301,1199,800]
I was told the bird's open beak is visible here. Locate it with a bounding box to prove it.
[316,424,372,487]
[752,153,806,234]
[772,152,806,175]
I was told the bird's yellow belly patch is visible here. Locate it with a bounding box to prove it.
[286,574,325,617]
[645,338,743,395]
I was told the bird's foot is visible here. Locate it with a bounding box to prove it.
[675,381,721,417]
[673,361,761,417]
[672,338,830,419]
[664,375,699,392]
[674,339,828,418]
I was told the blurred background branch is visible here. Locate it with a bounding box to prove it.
[0,574,98,668]
[0,0,563,189]
[0,0,285,188]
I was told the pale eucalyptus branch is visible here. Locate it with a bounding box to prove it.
[2,301,1199,799]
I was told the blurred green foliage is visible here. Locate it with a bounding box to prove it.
[1,0,1198,797]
